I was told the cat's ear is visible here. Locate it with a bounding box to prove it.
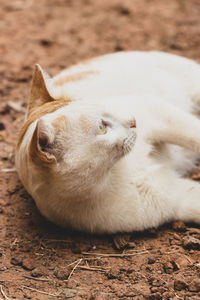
[28,64,54,116]
[29,119,56,166]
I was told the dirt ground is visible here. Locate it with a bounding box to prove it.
[0,0,200,299]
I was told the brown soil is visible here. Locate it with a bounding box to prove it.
[0,0,200,299]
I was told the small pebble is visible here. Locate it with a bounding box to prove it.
[22,258,35,271]
[182,236,200,250]
[174,279,187,291]
[10,256,22,266]
[188,278,200,292]
[54,268,70,280]
[172,221,186,232]
[148,256,156,264]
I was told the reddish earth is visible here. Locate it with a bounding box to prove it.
[0,0,200,299]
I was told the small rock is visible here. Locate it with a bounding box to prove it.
[54,268,70,280]
[149,293,162,300]
[10,256,22,266]
[22,258,35,271]
[0,105,10,115]
[0,122,5,130]
[40,39,53,47]
[188,278,200,292]
[163,262,173,274]
[31,267,44,278]
[151,287,166,294]
[151,279,164,287]
[174,279,187,291]
[114,44,124,52]
[114,4,131,15]
[172,221,186,232]
[106,266,118,279]
[148,256,156,264]
[182,236,200,250]
[61,288,77,298]
[67,279,79,289]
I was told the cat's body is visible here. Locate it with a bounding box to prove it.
[16,51,200,233]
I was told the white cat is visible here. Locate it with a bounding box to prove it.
[15,51,200,233]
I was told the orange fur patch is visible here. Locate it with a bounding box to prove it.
[54,70,97,86]
[51,115,70,133]
[52,115,67,129]
[17,98,72,149]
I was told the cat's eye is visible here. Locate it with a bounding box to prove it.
[98,123,107,135]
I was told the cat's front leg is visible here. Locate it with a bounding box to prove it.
[172,177,200,224]
[145,101,200,154]
[133,168,200,229]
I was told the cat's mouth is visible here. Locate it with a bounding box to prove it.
[123,131,137,155]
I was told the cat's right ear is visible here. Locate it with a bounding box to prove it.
[29,119,56,166]
[27,64,54,117]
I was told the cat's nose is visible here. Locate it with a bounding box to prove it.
[129,119,136,128]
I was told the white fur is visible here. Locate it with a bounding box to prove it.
[16,51,200,233]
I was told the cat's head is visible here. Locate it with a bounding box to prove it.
[22,65,137,188]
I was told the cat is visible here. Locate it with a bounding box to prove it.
[15,51,200,234]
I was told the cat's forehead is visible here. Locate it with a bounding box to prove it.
[50,102,102,122]
[44,105,99,133]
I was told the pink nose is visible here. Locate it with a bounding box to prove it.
[130,119,136,128]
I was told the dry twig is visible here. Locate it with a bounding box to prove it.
[66,259,82,281]
[1,168,16,173]
[23,275,51,282]
[43,239,71,243]
[7,101,26,113]
[22,286,59,297]
[78,265,110,272]
[66,258,82,268]
[0,285,9,300]
[81,250,148,257]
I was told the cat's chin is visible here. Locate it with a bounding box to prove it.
[123,132,137,155]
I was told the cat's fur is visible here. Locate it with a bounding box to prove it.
[15,51,200,233]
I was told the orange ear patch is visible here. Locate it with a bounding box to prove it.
[54,70,97,86]
[17,98,72,150]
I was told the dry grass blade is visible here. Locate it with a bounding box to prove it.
[66,259,82,281]
[66,258,82,268]
[81,251,149,257]
[7,101,26,113]
[24,275,51,282]
[22,286,59,297]
[0,285,9,300]
[78,265,110,272]
[43,239,71,243]
[1,168,16,173]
